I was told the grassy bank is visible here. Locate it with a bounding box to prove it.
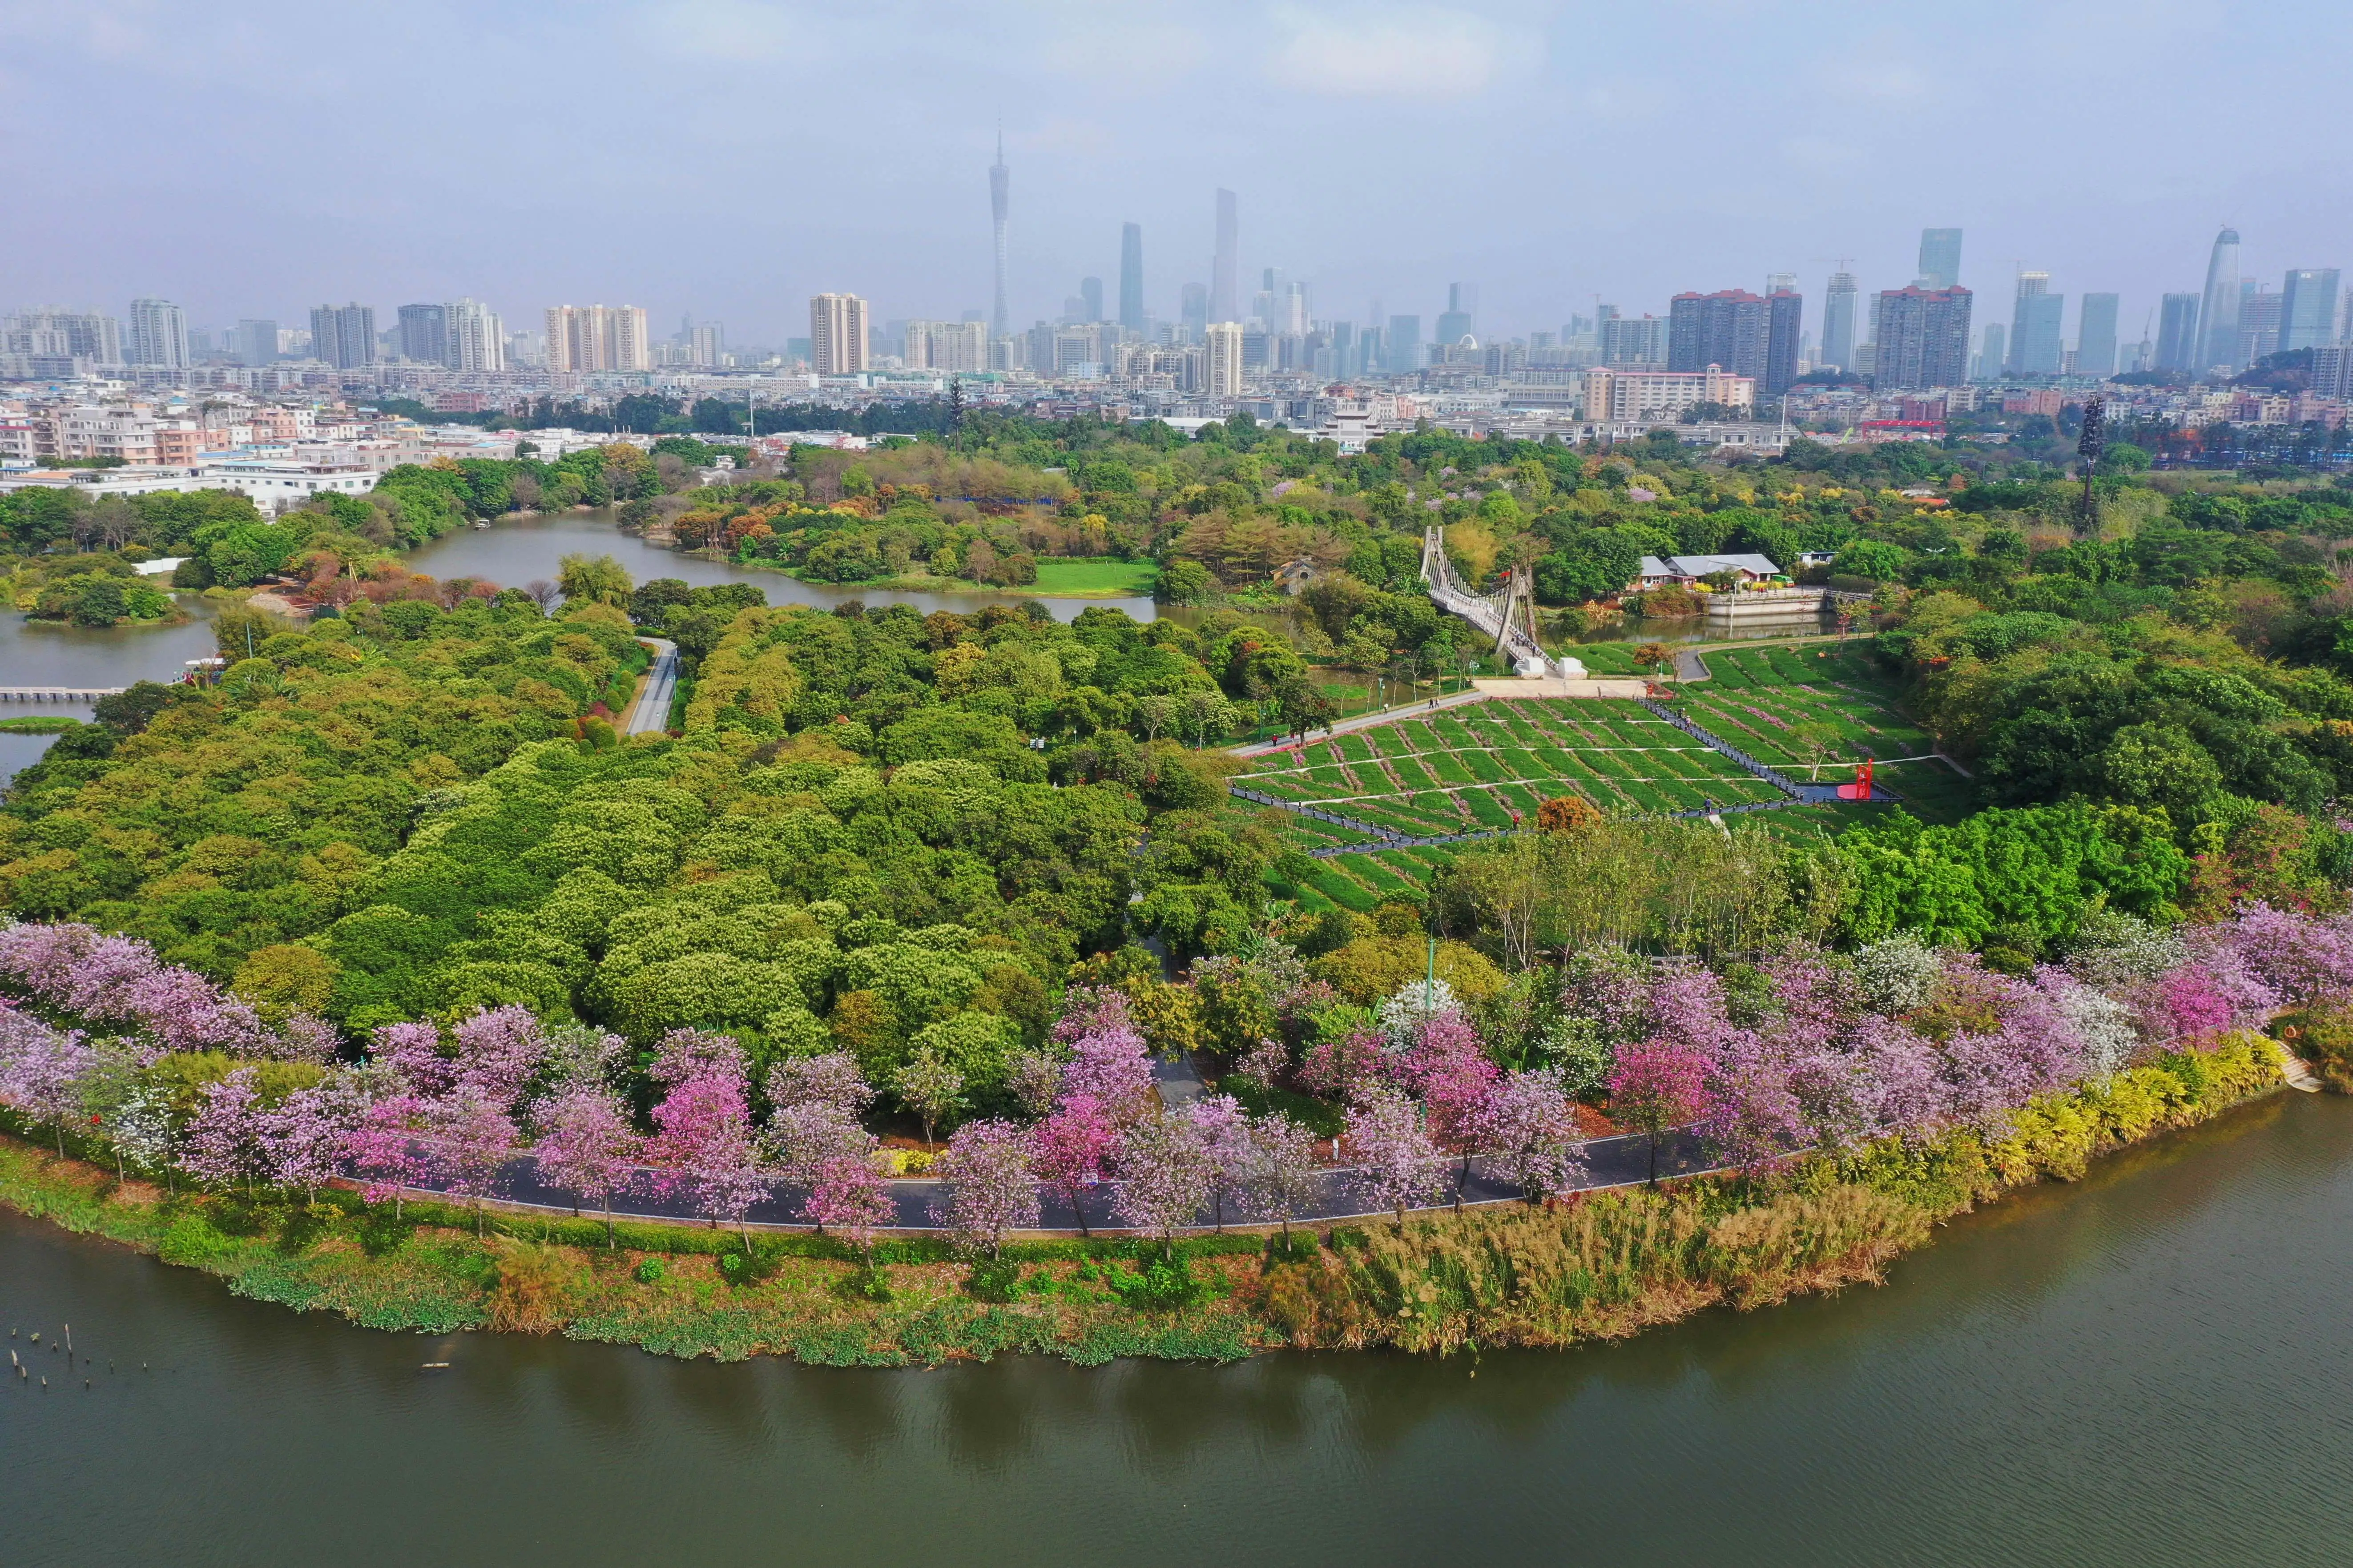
[0,1037,2284,1366]
[721,555,1158,600]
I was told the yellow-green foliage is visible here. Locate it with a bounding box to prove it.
[1983,1033,2281,1185]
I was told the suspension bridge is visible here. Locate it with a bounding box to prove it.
[1418,525,1582,678]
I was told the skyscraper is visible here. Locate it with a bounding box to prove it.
[233,319,277,367]
[989,130,1010,341]
[397,302,448,364]
[2280,269,2341,354]
[1917,228,1962,289]
[2075,293,2119,378]
[1203,320,1244,396]
[446,299,506,371]
[1179,283,1208,340]
[810,293,870,375]
[1821,272,1859,371]
[1668,289,1776,383]
[544,306,646,373]
[1386,314,1421,374]
[1870,286,1973,389]
[309,302,375,369]
[1435,282,1475,346]
[2155,294,2202,371]
[1763,286,1803,394]
[2237,287,2282,366]
[127,298,189,368]
[1119,223,1145,333]
[1976,323,2005,382]
[1080,277,1104,324]
[1210,189,1239,324]
[2006,274,2063,375]
[2198,227,2241,371]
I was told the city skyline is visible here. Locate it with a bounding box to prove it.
[6,2,2350,346]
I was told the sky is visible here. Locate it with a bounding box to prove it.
[6,0,2351,350]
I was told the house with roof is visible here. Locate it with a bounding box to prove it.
[1631,553,1785,591]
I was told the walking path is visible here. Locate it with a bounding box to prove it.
[1229,689,1488,758]
[626,638,678,735]
[383,1126,1717,1235]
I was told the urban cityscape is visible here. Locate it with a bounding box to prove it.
[8,4,2353,1567]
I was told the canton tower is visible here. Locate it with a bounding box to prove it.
[989,128,1010,341]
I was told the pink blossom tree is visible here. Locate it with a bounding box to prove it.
[1054,988,1156,1114]
[649,1026,747,1092]
[1344,1086,1444,1228]
[766,1052,873,1117]
[1032,1092,1118,1236]
[431,1084,519,1237]
[1111,1109,1218,1257]
[930,1118,1040,1258]
[805,1152,894,1260]
[1474,1068,1585,1203]
[178,1068,267,1194]
[1607,1037,1711,1183]
[1297,1025,1387,1100]
[1238,1113,1326,1244]
[532,1082,642,1245]
[260,1082,358,1206]
[345,1094,431,1218]
[371,1020,453,1097]
[0,1005,96,1157]
[450,1005,551,1111]
[647,1068,765,1243]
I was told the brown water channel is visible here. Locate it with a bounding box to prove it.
[5,1093,2351,1567]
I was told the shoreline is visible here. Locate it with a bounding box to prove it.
[0,1037,2287,1367]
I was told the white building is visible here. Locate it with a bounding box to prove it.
[903,319,986,373]
[1203,322,1245,397]
[126,299,189,369]
[544,305,649,373]
[445,299,506,371]
[810,293,870,376]
[1579,364,1754,421]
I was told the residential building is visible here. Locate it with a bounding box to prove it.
[2198,226,2242,371]
[445,298,506,371]
[396,303,448,365]
[2156,293,2202,371]
[309,302,377,369]
[1052,324,1103,376]
[1579,365,1754,421]
[1821,272,1858,371]
[545,305,650,373]
[1917,228,1963,289]
[5,309,123,368]
[1119,223,1145,333]
[2313,344,2353,400]
[2280,269,2341,354]
[233,319,277,366]
[690,322,726,369]
[1203,321,1245,396]
[1870,285,1973,389]
[127,298,189,368]
[1600,314,1667,366]
[1210,189,1239,324]
[1668,289,1786,386]
[2006,273,2064,375]
[2076,293,2120,378]
[809,293,870,375]
[1763,287,1803,394]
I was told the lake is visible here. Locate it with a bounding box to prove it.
[4,1092,2349,1567]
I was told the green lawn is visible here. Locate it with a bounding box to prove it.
[1028,559,1160,597]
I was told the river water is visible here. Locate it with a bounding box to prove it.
[4,1093,2349,1567]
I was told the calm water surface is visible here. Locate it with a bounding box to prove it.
[5,1094,2350,1567]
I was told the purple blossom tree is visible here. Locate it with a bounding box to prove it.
[1184,1093,1252,1230]
[649,1027,748,1092]
[804,1152,894,1259]
[2222,905,2353,1009]
[1054,989,1156,1113]
[345,1094,431,1218]
[178,1068,267,1194]
[1238,1113,1326,1243]
[532,1082,642,1245]
[371,1020,453,1097]
[1399,1009,1499,1154]
[1344,1086,1444,1227]
[930,1118,1040,1258]
[268,1013,341,1065]
[431,1084,519,1237]
[1297,1025,1387,1101]
[1032,1092,1118,1236]
[0,1005,96,1157]
[1474,1068,1585,1203]
[1111,1109,1218,1257]
[766,1052,873,1116]
[1608,1037,1711,1183]
[450,1005,551,1111]
[647,1069,765,1242]
[121,965,264,1055]
[261,1082,358,1206]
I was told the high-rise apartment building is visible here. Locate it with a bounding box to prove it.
[445,299,506,371]
[2279,269,2341,354]
[1119,223,1145,333]
[1821,272,1858,370]
[1762,287,1803,394]
[2075,293,2119,378]
[1870,286,1973,389]
[1668,288,1791,387]
[1210,190,1239,324]
[234,319,278,366]
[690,322,726,369]
[544,305,649,373]
[2006,274,2064,375]
[1600,314,1667,366]
[396,303,448,365]
[1917,228,1963,289]
[1203,321,1245,396]
[810,293,870,375]
[127,298,189,368]
[2156,293,2202,371]
[905,320,987,372]
[309,302,376,369]
[2198,227,2242,371]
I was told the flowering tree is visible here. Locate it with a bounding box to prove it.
[1054,989,1156,1113]
[1111,1110,1217,1257]
[345,1094,431,1218]
[178,1068,267,1194]
[1400,1010,1499,1148]
[270,1013,341,1065]
[1344,1086,1443,1228]
[371,1020,453,1097]
[805,1152,894,1259]
[1475,1068,1584,1203]
[532,1083,642,1245]
[648,1027,747,1091]
[2221,905,2353,1009]
[1607,1037,1710,1183]
[450,1005,551,1111]
[0,1006,95,1156]
[647,1069,765,1242]
[1032,1093,1118,1236]
[432,1084,519,1237]
[1232,1037,1289,1091]
[1297,1025,1386,1100]
[109,1084,180,1188]
[1238,1113,1325,1243]
[930,1118,1040,1258]
[540,1023,627,1092]
[1185,1094,1252,1230]
[766,1052,873,1116]
[892,1045,967,1145]
[1005,1048,1063,1118]
[261,1082,358,1206]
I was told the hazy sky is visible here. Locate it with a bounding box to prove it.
[7,1,2349,347]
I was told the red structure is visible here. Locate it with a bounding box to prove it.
[1836,757,1875,801]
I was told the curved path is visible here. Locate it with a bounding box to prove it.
[383,1127,1716,1235]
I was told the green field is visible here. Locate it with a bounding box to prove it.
[1027,558,1160,596]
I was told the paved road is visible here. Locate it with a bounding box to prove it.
[1229,688,1489,758]
[627,638,678,735]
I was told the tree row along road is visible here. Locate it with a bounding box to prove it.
[373,1126,1714,1234]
